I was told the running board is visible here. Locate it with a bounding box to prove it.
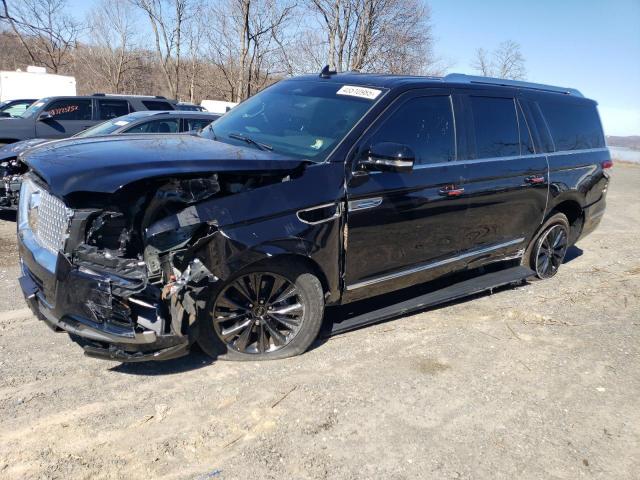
[330,266,535,335]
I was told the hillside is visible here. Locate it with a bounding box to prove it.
[606,135,640,150]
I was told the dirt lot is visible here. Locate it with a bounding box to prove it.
[0,164,638,480]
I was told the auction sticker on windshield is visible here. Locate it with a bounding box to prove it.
[337,85,382,100]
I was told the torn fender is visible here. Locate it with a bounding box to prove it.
[147,162,346,303]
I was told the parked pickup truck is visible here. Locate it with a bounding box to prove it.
[17,70,611,362]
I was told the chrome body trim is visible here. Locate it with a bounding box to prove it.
[365,148,609,173]
[346,237,526,290]
[348,197,383,212]
[296,202,342,225]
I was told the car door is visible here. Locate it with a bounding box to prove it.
[35,98,95,138]
[457,91,548,265]
[344,89,468,300]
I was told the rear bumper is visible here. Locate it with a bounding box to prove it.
[18,236,190,362]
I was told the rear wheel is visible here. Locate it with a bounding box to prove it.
[197,263,324,361]
[524,213,570,279]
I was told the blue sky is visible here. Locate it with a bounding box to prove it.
[429,0,640,136]
[69,0,640,135]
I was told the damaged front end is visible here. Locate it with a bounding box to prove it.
[18,165,308,362]
[18,174,229,362]
[0,158,27,209]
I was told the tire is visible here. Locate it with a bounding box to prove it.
[197,261,325,361]
[523,213,570,279]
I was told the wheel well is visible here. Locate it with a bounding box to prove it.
[244,254,330,296]
[550,200,584,243]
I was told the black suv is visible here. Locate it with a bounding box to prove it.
[0,94,177,145]
[17,71,611,362]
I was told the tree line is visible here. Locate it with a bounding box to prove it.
[0,0,526,103]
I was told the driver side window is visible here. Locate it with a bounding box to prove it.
[368,96,455,165]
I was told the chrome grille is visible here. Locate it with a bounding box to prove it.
[22,179,72,253]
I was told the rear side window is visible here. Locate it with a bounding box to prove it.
[184,118,215,132]
[142,100,174,111]
[538,98,605,151]
[469,96,519,158]
[45,99,92,121]
[98,99,130,119]
[368,95,455,165]
[124,118,179,134]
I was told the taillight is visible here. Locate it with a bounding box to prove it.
[601,160,613,169]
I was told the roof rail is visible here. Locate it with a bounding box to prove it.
[91,93,169,99]
[443,73,584,97]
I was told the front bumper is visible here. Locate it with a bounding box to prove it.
[18,234,191,362]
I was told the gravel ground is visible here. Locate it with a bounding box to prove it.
[0,164,638,480]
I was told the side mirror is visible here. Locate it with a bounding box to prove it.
[0,112,11,118]
[359,142,415,173]
[38,112,53,122]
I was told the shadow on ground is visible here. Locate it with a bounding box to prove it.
[0,210,16,222]
[110,261,535,374]
[110,344,215,375]
[564,246,583,263]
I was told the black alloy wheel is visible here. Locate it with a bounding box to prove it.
[212,272,305,354]
[533,223,569,279]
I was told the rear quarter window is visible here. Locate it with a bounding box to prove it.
[98,99,130,119]
[142,100,174,111]
[538,98,605,151]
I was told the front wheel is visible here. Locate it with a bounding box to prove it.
[524,213,570,279]
[197,263,324,361]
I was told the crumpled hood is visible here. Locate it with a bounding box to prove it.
[22,134,305,198]
[0,138,51,161]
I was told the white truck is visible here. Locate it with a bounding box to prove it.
[0,66,76,102]
[200,99,237,115]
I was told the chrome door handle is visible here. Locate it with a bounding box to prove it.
[525,175,545,184]
[438,185,465,197]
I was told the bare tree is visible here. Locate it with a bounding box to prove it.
[204,0,296,102]
[131,0,198,99]
[80,0,141,93]
[472,40,526,80]
[472,47,491,76]
[1,0,81,73]
[494,40,526,80]
[303,0,435,75]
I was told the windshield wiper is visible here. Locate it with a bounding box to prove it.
[228,132,272,151]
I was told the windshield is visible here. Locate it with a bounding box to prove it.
[19,98,49,118]
[200,80,386,161]
[73,115,137,138]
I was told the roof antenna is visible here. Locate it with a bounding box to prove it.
[319,65,337,78]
